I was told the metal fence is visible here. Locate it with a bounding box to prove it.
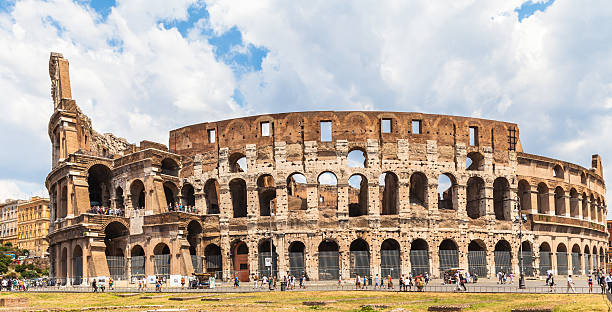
[539,252,552,276]
[381,250,401,278]
[131,256,145,278]
[438,250,459,275]
[350,251,370,277]
[289,252,305,277]
[571,253,581,275]
[557,252,568,275]
[73,256,82,285]
[154,254,171,279]
[409,250,429,277]
[106,256,126,280]
[191,255,202,274]
[585,254,591,275]
[258,252,278,277]
[206,255,222,279]
[494,251,512,274]
[467,251,487,277]
[318,251,339,280]
[519,251,535,277]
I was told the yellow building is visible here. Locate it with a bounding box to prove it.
[0,199,23,247]
[17,197,50,258]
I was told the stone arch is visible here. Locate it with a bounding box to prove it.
[258,239,278,277]
[104,221,128,280]
[493,177,511,220]
[163,181,179,210]
[130,179,145,210]
[229,178,247,218]
[182,183,195,207]
[287,173,307,211]
[72,245,83,285]
[494,240,512,274]
[87,164,112,208]
[539,242,552,276]
[468,239,487,277]
[204,244,222,278]
[571,243,582,275]
[569,188,579,217]
[161,158,179,176]
[519,241,535,276]
[438,239,459,275]
[153,242,171,278]
[257,174,277,216]
[347,148,366,168]
[350,238,370,277]
[584,244,592,275]
[317,171,338,211]
[437,173,457,210]
[556,243,568,275]
[229,152,247,173]
[204,179,220,214]
[114,186,125,210]
[60,247,67,285]
[466,152,484,170]
[466,176,485,219]
[288,241,306,277]
[554,186,566,216]
[518,180,531,211]
[318,239,340,280]
[130,245,145,278]
[348,174,368,217]
[537,182,550,214]
[231,240,249,282]
[409,239,429,277]
[553,164,564,179]
[381,238,401,278]
[409,172,427,206]
[379,172,399,215]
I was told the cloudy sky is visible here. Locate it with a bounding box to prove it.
[0,0,611,216]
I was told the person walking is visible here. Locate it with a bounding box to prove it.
[234,276,239,288]
[599,274,606,294]
[548,275,555,292]
[375,274,379,288]
[588,275,593,293]
[567,275,576,293]
[92,279,97,293]
[253,274,258,289]
[605,273,612,293]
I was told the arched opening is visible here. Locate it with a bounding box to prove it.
[539,242,552,276]
[537,183,549,214]
[347,148,366,168]
[182,183,196,208]
[519,241,534,276]
[60,247,67,285]
[317,172,338,211]
[204,244,222,279]
[348,174,368,217]
[60,185,67,218]
[232,241,249,282]
[229,178,247,218]
[204,179,220,214]
[130,245,145,279]
[287,173,307,211]
[466,177,485,219]
[468,240,487,277]
[187,221,203,273]
[229,153,247,173]
[288,241,305,277]
[130,180,145,210]
[438,239,459,276]
[409,172,427,206]
[318,240,339,280]
[163,181,178,210]
[115,187,125,211]
[582,193,589,220]
[72,245,83,285]
[596,198,602,222]
[554,186,565,216]
[437,173,457,210]
[569,189,579,218]
[161,158,179,176]
[593,246,599,272]
[518,180,531,211]
[88,164,112,208]
[493,177,510,220]
[257,174,277,216]
[590,195,596,222]
[379,172,399,215]
[258,239,278,278]
[553,164,564,179]
[104,221,128,280]
[584,245,591,275]
[600,247,605,269]
[153,243,171,279]
[350,239,370,277]
[571,244,581,275]
[494,240,512,274]
[556,243,568,275]
[381,239,401,278]
[409,239,429,277]
[466,152,484,170]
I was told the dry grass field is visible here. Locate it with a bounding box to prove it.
[0,291,608,311]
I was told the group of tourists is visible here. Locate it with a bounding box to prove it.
[496,271,514,284]
[0,279,34,291]
[167,203,198,214]
[89,205,123,216]
[399,273,428,291]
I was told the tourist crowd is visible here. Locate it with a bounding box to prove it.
[89,206,124,216]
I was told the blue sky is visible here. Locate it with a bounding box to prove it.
[0,0,611,220]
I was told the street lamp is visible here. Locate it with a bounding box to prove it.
[269,211,274,289]
[514,201,527,289]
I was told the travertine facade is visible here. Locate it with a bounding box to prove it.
[17,197,50,258]
[46,52,608,286]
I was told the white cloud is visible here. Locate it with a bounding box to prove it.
[0,180,47,202]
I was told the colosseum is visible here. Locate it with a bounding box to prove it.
[45,52,608,286]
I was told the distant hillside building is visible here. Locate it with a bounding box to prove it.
[0,199,23,247]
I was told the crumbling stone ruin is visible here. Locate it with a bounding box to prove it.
[46,52,607,286]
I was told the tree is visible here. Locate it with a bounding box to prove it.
[0,254,13,274]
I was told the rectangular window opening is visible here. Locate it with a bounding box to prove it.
[507,127,517,151]
[320,121,332,142]
[469,126,479,146]
[382,118,392,133]
[261,121,270,137]
[207,129,216,143]
[412,120,422,134]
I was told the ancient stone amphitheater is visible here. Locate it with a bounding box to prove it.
[46,53,607,286]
